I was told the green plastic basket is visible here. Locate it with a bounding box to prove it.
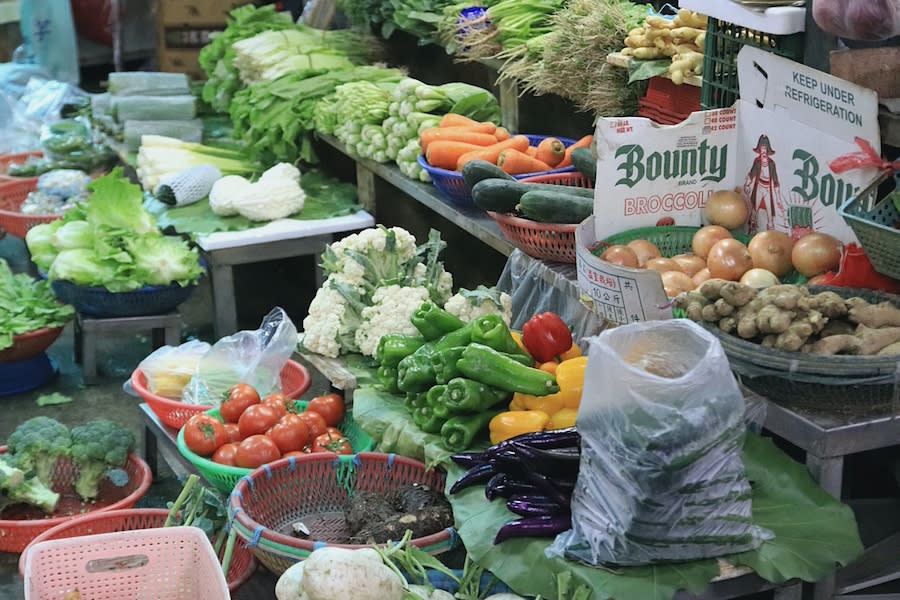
[176,400,373,493]
[700,18,805,110]
[839,171,900,281]
[591,225,751,258]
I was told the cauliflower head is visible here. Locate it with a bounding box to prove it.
[444,286,513,326]
[208,175,252,217]
[355,285,431,357]
[302,280,367,358]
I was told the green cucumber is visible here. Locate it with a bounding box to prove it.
[461,160,514,188]
[472,178,593,213]
[570,147,597,181]
[518,190,593,224]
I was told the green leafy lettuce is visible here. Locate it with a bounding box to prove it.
[0,259,74,350]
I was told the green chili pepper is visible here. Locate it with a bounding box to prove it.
[470,314,531,359]
[431,346,466,385]
[404,391,427,413]
[376,334,426,367]
[397,352,436,393]
[377,364,401,394]
[411,302,465,341]
[426,385,450,419]
[413,404,447,434]
[457,343,559,396]
[441,410,502,452]
[442,377,510,413]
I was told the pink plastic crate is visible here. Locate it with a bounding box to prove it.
[23,526,229,600]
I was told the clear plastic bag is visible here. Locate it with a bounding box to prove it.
[183,308,298,406]
[548,319,771,566]
[139,340,212,399]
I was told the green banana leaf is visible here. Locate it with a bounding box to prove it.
[145,169,361,237]
[446,433,864,600]
[627,58,671,84]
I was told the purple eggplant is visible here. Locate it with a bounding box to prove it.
[506,496,566,517]
[510,441,581,479]
[484,428,580,457]
[450,451,488,468]
[484,474,541,500]
[493,514,572,544]
[524,469,572,507]
[449,462,495,494]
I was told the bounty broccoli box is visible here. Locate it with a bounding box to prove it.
[575,45,882,325]
[591,45,881,243]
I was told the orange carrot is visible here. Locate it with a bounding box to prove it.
[535,137,566,167]
[525,146,538,157]
[425,141,487,170]
[439,113,479,128]
[558,134,593,168]
[497,149,553,175]
[455,135,531,170]
[494,127,510,141]
[420,127,501,153]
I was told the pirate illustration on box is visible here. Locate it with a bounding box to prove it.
[743,134,782,232]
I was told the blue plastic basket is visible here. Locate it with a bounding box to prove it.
[50,280,197,318]
[0,352,57,397]
[419,134,577,206]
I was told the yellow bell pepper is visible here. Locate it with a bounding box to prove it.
[556,356,587,409]
[538,361,558,375]
[559,343,582,361]
[489,410,550,444]
[549,408,577,429]
[508,394,526,411]
[509,331,530,356]
[512,391,566,416]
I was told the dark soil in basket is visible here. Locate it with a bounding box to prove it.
[0,491,127,521]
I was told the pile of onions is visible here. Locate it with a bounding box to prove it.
[692,225,733,259]
[704,190,749,230]
[707,238,754,281]
[748,231,794,277]
[791,233,843,277]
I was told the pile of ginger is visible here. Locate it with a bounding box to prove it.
[675,280,900,356]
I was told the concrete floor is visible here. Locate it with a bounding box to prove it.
[0,233,331,599]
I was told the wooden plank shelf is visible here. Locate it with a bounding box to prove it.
[606,52,703,88]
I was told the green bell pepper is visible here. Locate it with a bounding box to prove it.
[411,302,465,341]
[397,352,436,393]
[425,385,450,419]
[442,377,510,412]
[413,404,446,434]
[376,334,425,367]
[440,410,502,452]
[404,391,427,413]
[431,346,466,385]
[377,364,401,394]
[457,343,559,396]
[470,314,532,360]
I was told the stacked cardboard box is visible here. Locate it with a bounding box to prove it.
[156,0,247,78]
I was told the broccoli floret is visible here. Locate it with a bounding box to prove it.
[70,420,135,501]
[0,455,25,491]
[6,416,71,485]
[7,475,60,513]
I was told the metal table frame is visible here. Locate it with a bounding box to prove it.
[763,400,900,600]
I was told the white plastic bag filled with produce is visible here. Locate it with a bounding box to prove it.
[548,319,771,565]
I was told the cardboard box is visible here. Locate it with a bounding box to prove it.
[157,48,205,79]
[157,0,246,26]
[577,46,883,326]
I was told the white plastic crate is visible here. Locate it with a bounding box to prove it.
[23,526,229,600]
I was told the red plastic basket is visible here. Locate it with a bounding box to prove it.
[0,327,65,363]
[19,508,257,593]
[0,179,63,238]
[229,452,455,575]
[133,358,312,430]
[0,151,42,176]
[0,447,152,553]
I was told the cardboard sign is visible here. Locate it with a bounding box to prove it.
[593,46,882,244]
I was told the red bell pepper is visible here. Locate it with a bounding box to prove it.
[521,311,573,363]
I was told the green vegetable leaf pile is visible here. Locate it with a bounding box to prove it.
[145,169,362,236]
[0,259,74,350]
[24,168,204,292]
[447,434,863,600]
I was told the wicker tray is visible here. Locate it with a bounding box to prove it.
[839,170,900,281]
[51,279,197,318]
[0,327,64,363]
[701,285,900,415]
[0,178,63,238]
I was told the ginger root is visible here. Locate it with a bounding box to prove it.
[846,299,900,328]
[804,335,861,355]
[877,341,900,355]
[853,325,900,355]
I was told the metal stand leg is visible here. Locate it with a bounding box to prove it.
[164,324,180,346]
[151,328,165,349]
[210,263,237,338]
[142,424,158,479]
[774,583,804,600]
[81,324,98,385]
[73,315,83,364]
[807,455,844,600]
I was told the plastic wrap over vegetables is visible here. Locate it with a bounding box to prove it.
[812,0,900,41]
[547,319,771,566]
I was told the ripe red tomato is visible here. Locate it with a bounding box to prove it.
[282,450,307,460]
[183,414,228,456]
[223,422,242,443]
[238,404,280,439]
[211,442,240,466]
[306,393,345,427]
[235,435,281,468]
[311,431,353,455]
[262,392,291,418]
[221,383,260,423]
[298,410,328,439]
[324,426,343,438]
[266,414,309,453]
